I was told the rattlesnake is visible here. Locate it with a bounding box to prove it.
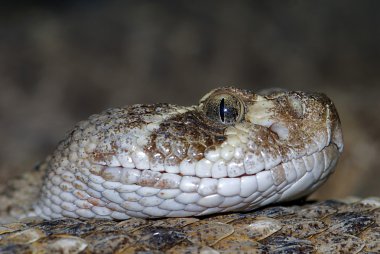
[1,87,378,253]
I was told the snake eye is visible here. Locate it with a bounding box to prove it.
[203,93,244,125]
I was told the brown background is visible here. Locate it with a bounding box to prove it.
[0,1,379,199]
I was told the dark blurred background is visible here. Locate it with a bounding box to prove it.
[0,1,379,199]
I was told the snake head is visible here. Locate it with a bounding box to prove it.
[33,86,344,220]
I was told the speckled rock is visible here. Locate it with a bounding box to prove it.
[0,197,378,254]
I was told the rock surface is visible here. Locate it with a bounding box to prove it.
[0,197,379,253]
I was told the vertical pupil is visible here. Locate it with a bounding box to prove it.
[219,98,225,122]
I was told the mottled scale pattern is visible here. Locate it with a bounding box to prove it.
[0,87,345,222]
[0,87,343,222]
[0,198,379,253]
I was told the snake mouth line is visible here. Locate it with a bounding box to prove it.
[92,142,340,192]
[95,142,339,182]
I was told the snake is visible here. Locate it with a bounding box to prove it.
[0,87,344,222]
[1,87,379,253]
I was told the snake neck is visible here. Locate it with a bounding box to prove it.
[0,161,47,223]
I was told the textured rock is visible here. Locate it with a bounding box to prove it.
[0,197,378,253]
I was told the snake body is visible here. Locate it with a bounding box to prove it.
[1,87,343,221]
[2,87,380,253]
